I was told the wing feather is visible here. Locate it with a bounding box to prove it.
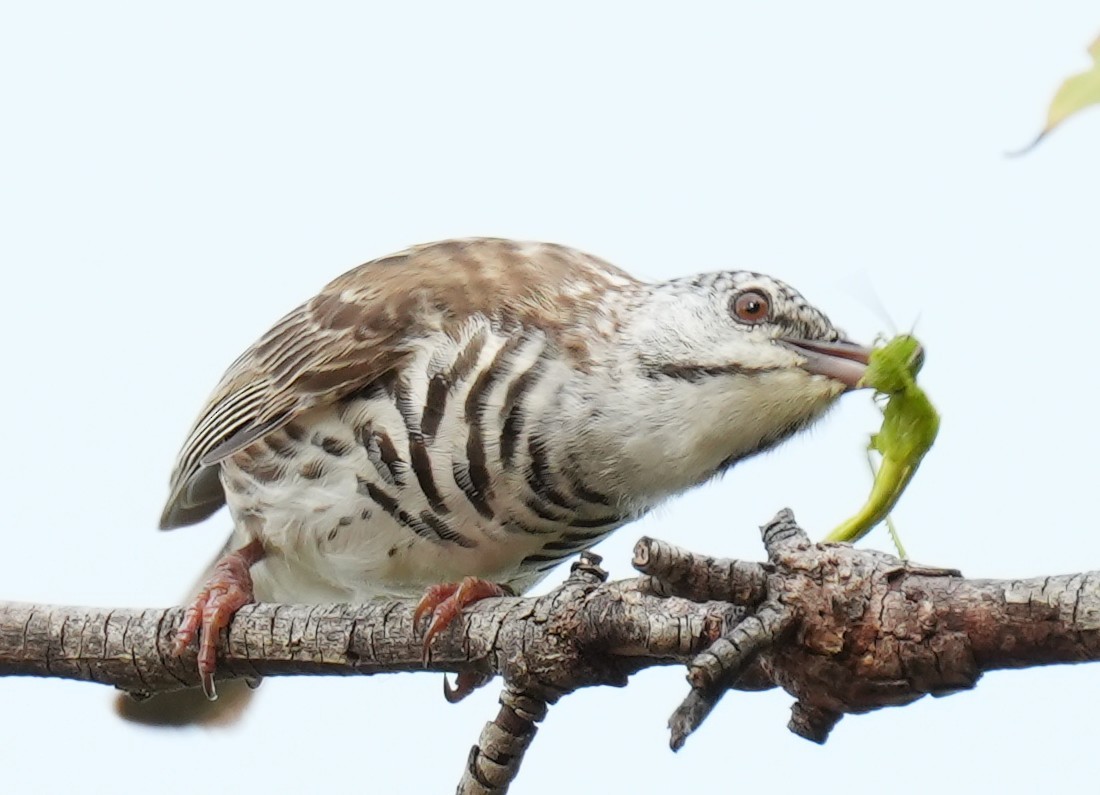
[158,238,637,529]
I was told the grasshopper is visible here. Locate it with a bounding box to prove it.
[825,334,939,551]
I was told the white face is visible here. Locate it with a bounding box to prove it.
[584,271,860,505]
[625,271,846,377]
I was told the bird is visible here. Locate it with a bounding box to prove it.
[117,237,870,725]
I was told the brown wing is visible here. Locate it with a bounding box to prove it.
[159,238,638,529]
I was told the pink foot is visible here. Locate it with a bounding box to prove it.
[413,577,510,661]
[172,539,264,700]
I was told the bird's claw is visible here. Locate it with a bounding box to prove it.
[413,577,509,662]
[172,541,263,700]
[443,670,492,703]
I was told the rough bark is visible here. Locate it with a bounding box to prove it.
[1,510,1097,793]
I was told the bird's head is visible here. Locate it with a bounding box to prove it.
[629,270,871,392]
[605,270,872,496]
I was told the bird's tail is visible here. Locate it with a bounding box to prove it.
[114,677,254,727]
[114,530,256,727]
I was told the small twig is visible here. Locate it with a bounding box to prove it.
[633,536,769,605]
[457,687,548,795]
[788,701,842,744]
[456,552,607,794]
[666,685,720,751]
[685,603,794,691]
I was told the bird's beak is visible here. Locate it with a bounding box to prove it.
[779,337,872,390]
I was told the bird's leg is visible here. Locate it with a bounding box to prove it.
[413,576,512,660]
[172,538,265,700]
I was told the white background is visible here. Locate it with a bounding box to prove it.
[1,3,1098,793]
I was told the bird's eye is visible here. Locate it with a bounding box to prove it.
[731,290,771,325]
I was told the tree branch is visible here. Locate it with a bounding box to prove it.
[1,509,1097,793]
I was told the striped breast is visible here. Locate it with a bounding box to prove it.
[221,316,633,602]
[159,238,641,531]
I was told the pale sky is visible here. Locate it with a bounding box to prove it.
[1,3,1098,793]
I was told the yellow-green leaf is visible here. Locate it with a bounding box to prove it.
[1016,35,1100,154]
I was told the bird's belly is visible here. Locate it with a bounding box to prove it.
[223,472,547,602]
[249,504,554,603]
[219,408,627,603]
[215,326,642,604]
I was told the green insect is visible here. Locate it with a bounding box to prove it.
[825,334,940,552]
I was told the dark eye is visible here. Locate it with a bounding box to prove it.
[731,290,771,324]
